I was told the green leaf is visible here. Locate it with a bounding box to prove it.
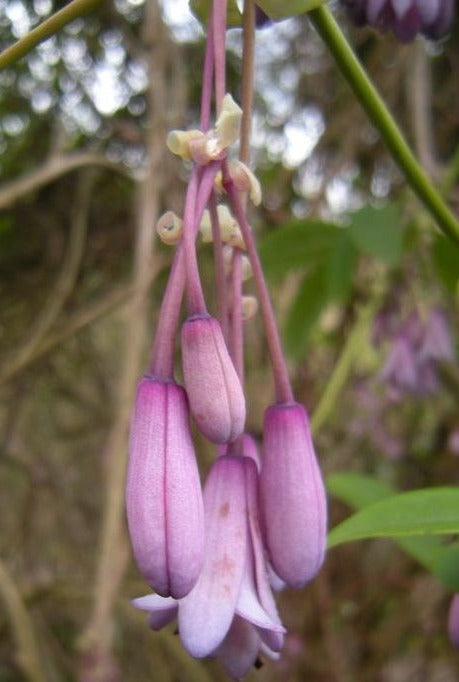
[257,0,326,21]
[189,0,242,27]
[284,267,328,359]
[327,487,459,548]
[258,220,340,278]
[325,231,356,301]
[432,234,459,293]
[327,472,395,508]
[347,203,403,266]
[327,473,459,591]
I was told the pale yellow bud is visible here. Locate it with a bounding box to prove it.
[242,296,258,321]
[199,210,213,243]
[229,160,262,206]
[217,205,245,250]
[166,129,204,161]
[156,211,183,245]
[241,254,252,281]
[215,94,242,151]
[214,170,224,194]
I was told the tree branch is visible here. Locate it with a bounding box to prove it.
[0,152,132,211]
[0,0,103,72]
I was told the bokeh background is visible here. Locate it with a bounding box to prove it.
[0,0,458,680]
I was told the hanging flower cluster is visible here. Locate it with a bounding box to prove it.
[125,1,327,676]
[340,0,454,42]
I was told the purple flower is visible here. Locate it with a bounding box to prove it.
[341,0,454,41]
[126,377,204,598]
[448,594,459,649]
[419,308,454,364]
[132,455,285,677]
[260,403,327,588]
[380,334,420,398]
[181,315,246,443]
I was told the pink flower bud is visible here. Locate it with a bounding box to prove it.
[126,377,204,599]
[181,315,246,443]
[260,403,327,588]
[448,594,459,649]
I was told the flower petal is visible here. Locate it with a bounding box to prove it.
[178,456,247,658]
[214,616,261,680]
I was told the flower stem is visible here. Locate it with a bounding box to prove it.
[230,248,244,384]
[309,5,459,246]
[224,169,293,404]
[213,0,228,112]
[201,13,215,131]
[0,0,102,72]
[150,162,221,378]
[209,193,230,340]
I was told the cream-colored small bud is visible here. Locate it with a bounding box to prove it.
[214,170,224,194]
[242,296,258,321]
[156,211,183,245]
[229,160,262,206]
[189,134,214,165]
[241,254,252,281]
[215,94,242,150]
[217,205,245,250]
[199,210,213,243]
[166,129,204,161]
[222,247,252,281]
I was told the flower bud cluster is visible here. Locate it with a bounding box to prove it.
[125,12,328,678]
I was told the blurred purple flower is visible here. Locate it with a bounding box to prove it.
[133,455,285,677]
[379,308,455,400]
[448,594,459,649]
[341,0,455,41]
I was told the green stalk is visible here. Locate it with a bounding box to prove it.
[0,0,103,72]
[309,5,459,247]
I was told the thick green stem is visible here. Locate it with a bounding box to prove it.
[309,6,459,247]
[0,0,102,72]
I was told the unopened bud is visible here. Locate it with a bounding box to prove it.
[229,160,262,206]
[181,315,246,443]
[242,295,258,321]
[217,205,245,250]
[167,129,205,161]
[215,94,243,150]
[156,211,183,245]
[199,210,212,243]
[223,247,252,279]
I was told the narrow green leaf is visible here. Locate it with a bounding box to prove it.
[257,0,325,20]
[432,234,459,293]
[258,220,339,278]
[325,231,356,301]
[284,267,328,359]
[327,473,459,591]
[347,203,403,266]
[327,472,395,508]
[327,487,459,548]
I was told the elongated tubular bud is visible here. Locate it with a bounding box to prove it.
[448,594,459,649]
[260,403,327,588]
[126,378,204,598]
[181,315,246,443]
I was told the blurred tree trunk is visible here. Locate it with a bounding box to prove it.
[77,1,183,679]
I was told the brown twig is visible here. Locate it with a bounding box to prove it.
[77,1,172,678]
[0,559,47,682]
[0,152,131,211]
[0,170,97,382]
